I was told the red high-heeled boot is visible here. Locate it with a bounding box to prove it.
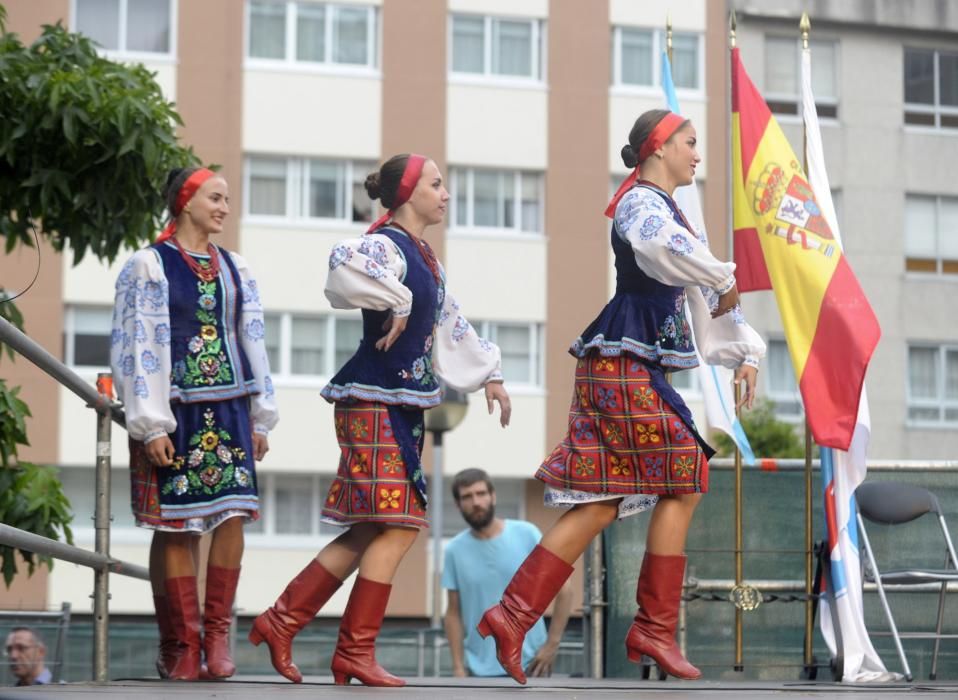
[203,565,241,679]
[248,558,342,683]
[625,552,701,679]
[153,594,178,678]
[330,577,404,686]
[165,576,202,681]
[477,545,574,685]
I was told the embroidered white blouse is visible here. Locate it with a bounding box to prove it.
[615,186,766,369]
[324,232,503,393]
[110,247,279,444]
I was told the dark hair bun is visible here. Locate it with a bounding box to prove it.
[621,144,638,169]
[364,172,382,201]
[163,168,186,200]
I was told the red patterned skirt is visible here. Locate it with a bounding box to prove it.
[322,401,428,528]
[536,354,708,495]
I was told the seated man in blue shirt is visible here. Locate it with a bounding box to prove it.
[442,468,573,678]
[5,627,52,686]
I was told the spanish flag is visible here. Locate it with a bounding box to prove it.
[731,47,880,451]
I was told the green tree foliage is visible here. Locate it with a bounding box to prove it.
[712,398,808,459]
[0,9,199,264]
[0,5,198,586]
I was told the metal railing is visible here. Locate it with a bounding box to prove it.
[0,316,149,682]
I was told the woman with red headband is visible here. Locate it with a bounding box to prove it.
[249,154,511,687]
[110,167,278,681]
[478,109,765,683]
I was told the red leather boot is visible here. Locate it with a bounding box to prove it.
[625,552,701,679]
[248,558,343,683]
[202,565,241,679]
[330,577,404,686]
[153,595,179,678]
[477,544,574,684]
[165,576,202,681]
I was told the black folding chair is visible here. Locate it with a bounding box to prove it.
[855,481,958,681]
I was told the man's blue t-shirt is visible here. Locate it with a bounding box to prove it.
[442,519,547,676]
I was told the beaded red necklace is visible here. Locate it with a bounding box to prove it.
[172,238,221,282]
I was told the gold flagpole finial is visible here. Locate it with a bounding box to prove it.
[800,12,811,50]
[729,10,737,49]
[666,11,673,64]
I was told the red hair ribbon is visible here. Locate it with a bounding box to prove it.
[156,168,216,242]
[366,154,427,233]
[604,112,686,219]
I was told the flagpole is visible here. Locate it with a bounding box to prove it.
[728,8,744,675]
[666,11,673,65]
[799,10,816,676]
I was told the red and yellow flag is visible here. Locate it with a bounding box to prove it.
[731,47,880,451]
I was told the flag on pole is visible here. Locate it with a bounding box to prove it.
[730,47,880,451]
[800,45,896,682]
[662,52,756,465]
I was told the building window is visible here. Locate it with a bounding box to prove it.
[266,313,366,378]
[57,468,137,530]
[764,36,838,118]
[450,168,543,234]
[247,473,345,537]
[907,345,958,424]
[247,1,378,69]
[669,368,700,394]
[334,318,363,372]
[450,15,544,81]
[766,339,802,420]
[904,48,958,128]
[64,306,112,368]
[441,477,524,537]
[472,321,543,386]
[904,194,958,275]
[75,0,173,55]
[611,27,702,91]
[245,156,377,224]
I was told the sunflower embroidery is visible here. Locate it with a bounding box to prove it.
[200,325,218,341]
[200,431,219,451]
[379,488,402,509]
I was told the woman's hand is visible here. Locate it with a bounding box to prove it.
[376,313,408,351]
[713,285,741,318]
[735,364,758,410]
[145,435,175,467]
[485,382,512,427]
[252,433,270,461]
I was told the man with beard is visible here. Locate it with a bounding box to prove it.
[5,628,52,686]
[442,469,573,677]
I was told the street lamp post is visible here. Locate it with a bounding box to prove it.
[424,383,469,636]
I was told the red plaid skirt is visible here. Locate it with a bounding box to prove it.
[322,401,428,528]
[536,355,708,495]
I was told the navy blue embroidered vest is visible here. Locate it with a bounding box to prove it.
[322,227,443,408]
[152,242,257,403]
[571,185,698,369]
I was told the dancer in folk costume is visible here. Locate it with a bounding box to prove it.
[478,109,766,683]
[249,154,511,687]
[111,168,278,680]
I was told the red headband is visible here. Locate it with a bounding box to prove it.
[366,154,427,233]
[156,168,216,242]
[604,112,686,219]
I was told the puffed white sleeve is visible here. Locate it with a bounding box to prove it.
[109,249,176,444]
[324,234,413,316]
[687,288,765,369]
[229,252,279,435]
[615,188,738,295]
[433,278,503,393]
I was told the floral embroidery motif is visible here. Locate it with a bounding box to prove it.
[351,453,370,474]
[141,280,166,310]
[635,423,661,444]
[121,355,135,376]
[633,387,656,409]
[329,245,353,270]
[326,480,342,505]
[672,420,690,442]
[379,488,402,510]
[155,324,171,346]
[666,232,694,257]
[610,455,631,476]
[134,320,147,343]
[674,456,696,478]
[574,456,596,477]
[133,376,148,398]
[638,215,666,240]
[364,259,386,279]
[163,409,251,497]
[576,386,591,410]
[264,375,275,398]
[382,452,404,474]
[182,277,234,388]
[573,419,595,442]
[643,456,665,478]
[399,351,436,386]
[335,416,347,439]
[350,418,369,440]
[594,358,615,372]
[242,279,261,305]
[358,238,390,266]
[603,422,624,445]
[657,313,692,349]
[244,318,265,341]
[141,350,160,374]
[451,316,471,343]
[596,387,618,409]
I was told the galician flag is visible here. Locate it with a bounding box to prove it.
[662,51,755,465]
[799,46,896,682]
[730,47,880,451]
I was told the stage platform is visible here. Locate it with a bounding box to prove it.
[0,677,955,699]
